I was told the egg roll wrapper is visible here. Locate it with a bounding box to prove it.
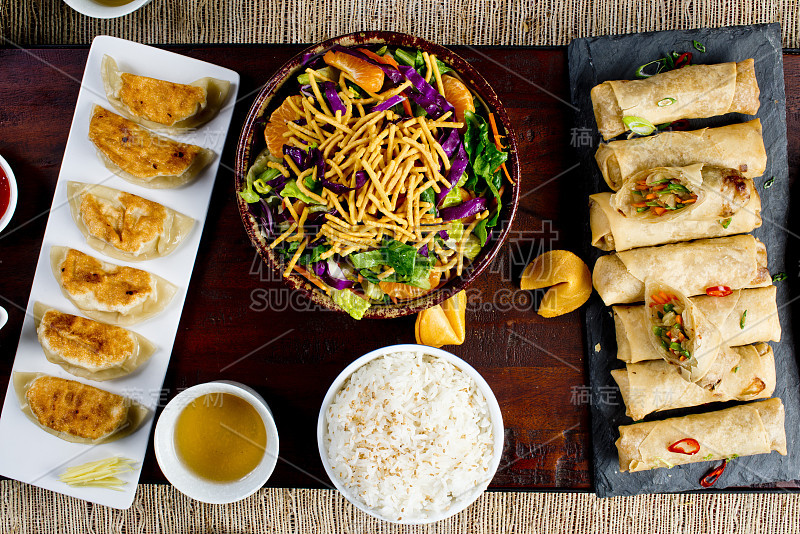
[615,286,780,363]
[595,119,767,191]
[591,60,760,140]
[590,165,761,251]
[613,343,775,421]
[13,372,150,444]
[616,398,786,472]
[592,235,771,305]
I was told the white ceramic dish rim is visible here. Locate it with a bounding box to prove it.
[154,381,280,505]
[316,343,505,525]
[63,0,152,19]
[0,155,18,234]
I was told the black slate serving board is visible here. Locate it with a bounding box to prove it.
[567,23,800,498]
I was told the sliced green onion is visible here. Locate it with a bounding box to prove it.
[375,45,388,55]
[670,342,682,351]
[732,366,740,373]
[663,303,674,313]
[720,218,732,229]
[773,272,787,282]
[740,310,747,329]
[650,178,672,185]
[693,40,706,53]
[764,176,776,189]
[657,97,676,107]
[635,59,666,78]
[636,206,649,213]
[622,116,656,136]
[667,183,690,193]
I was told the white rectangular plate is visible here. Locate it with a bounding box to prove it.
[0,35,239,509]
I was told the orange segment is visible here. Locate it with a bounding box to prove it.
[323,50,384,93]
[441,75,475,124]
[520,250,592,318]
[379,271,441,303]
[263,95,301,158]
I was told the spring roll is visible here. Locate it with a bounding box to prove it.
[595,119,767,191]
[615,286,781,364]
[616,398,786,472]
[591,59,760,140]
[590,164,761,251]
[612,343,776,421]
[593,235,771,305]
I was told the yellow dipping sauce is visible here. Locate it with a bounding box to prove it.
[174,393,267,482]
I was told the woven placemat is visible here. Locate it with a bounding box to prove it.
[2,0,799,47]
[3,480,800,532]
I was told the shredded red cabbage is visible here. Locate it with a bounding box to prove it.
[300,84,314,99]
[397,65,454,119]
[419,244,429,257]
[258,198,274,237]
[322,82,346,115]
[438,128,460,158]
[435,141,469,206]
[313,260,354,290]
[372,94,407,112]
[283,145,327,179]
[321,170,368,194]
[438,197,487,221]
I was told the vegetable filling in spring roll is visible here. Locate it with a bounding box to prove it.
[612,343,775,421]
[594,119,766,191]
[592,235,771,305]
[591,59,760,140]
[615,286,781,363]
[645,283,722,385]
[616,398,786,473]
[590,164,761,251]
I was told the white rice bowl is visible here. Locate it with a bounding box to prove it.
[318,346,503,523]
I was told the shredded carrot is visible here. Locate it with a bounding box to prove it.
[682,197,697,204]
[401,93,413,116]
[359,48,399,69]
[631,202,648,208]
[292,264,329,292]
[488,112,515,185]
[659,291,673,302]
[645,193,657,200]
[675,315,683,325]
[652,184,668,191]
[653,207,667,216]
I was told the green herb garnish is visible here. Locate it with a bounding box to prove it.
[692,40,706,53]
[740,310,747,329]
[773,272,787,282]
[764,177,776,189]
[622,116,656,136]
[657,97,676,107]
[720,218,732,229]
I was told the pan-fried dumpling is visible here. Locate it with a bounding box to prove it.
[33,302,157,381]
[88,105,215,189]
[66,181,195,262]
[50,247,178,326]
[14,373,150,444]
[101,55,231,133]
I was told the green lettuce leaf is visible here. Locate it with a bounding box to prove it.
[331,289,371,320]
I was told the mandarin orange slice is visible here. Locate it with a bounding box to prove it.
[323,51,384,93]
[263,95,301,158]
[441,75,475,124]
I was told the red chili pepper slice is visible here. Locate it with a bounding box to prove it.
[667,438,700,455]
[675,52,693,68]
[700,459,728,488]
[669,119,690,131]
[706,285,733,297]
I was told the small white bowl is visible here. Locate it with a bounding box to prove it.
[317,344,504,524]
[154,381,279,504]
[0,155,18,234]
[63,0,152,19]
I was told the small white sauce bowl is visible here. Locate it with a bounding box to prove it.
[317,344,505,524]
[154,381,279,504]
[0,155,18,234]
[62,0,153,19]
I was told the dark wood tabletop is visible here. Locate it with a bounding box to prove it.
[0,45,798,491]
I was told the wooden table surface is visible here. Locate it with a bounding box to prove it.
[0,45,798,491]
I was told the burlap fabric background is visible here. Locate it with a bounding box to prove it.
[3,480,800,532]
[1,0,799,47]
[3,0,800,531]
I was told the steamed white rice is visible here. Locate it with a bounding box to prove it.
[325,351,494,521]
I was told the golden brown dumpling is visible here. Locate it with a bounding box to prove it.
[34,303,157,381]
[88,105,214,189]
[13,373,150,444]
[67,182,194,262]
[50,247,178,326]
[101,55,231,133]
